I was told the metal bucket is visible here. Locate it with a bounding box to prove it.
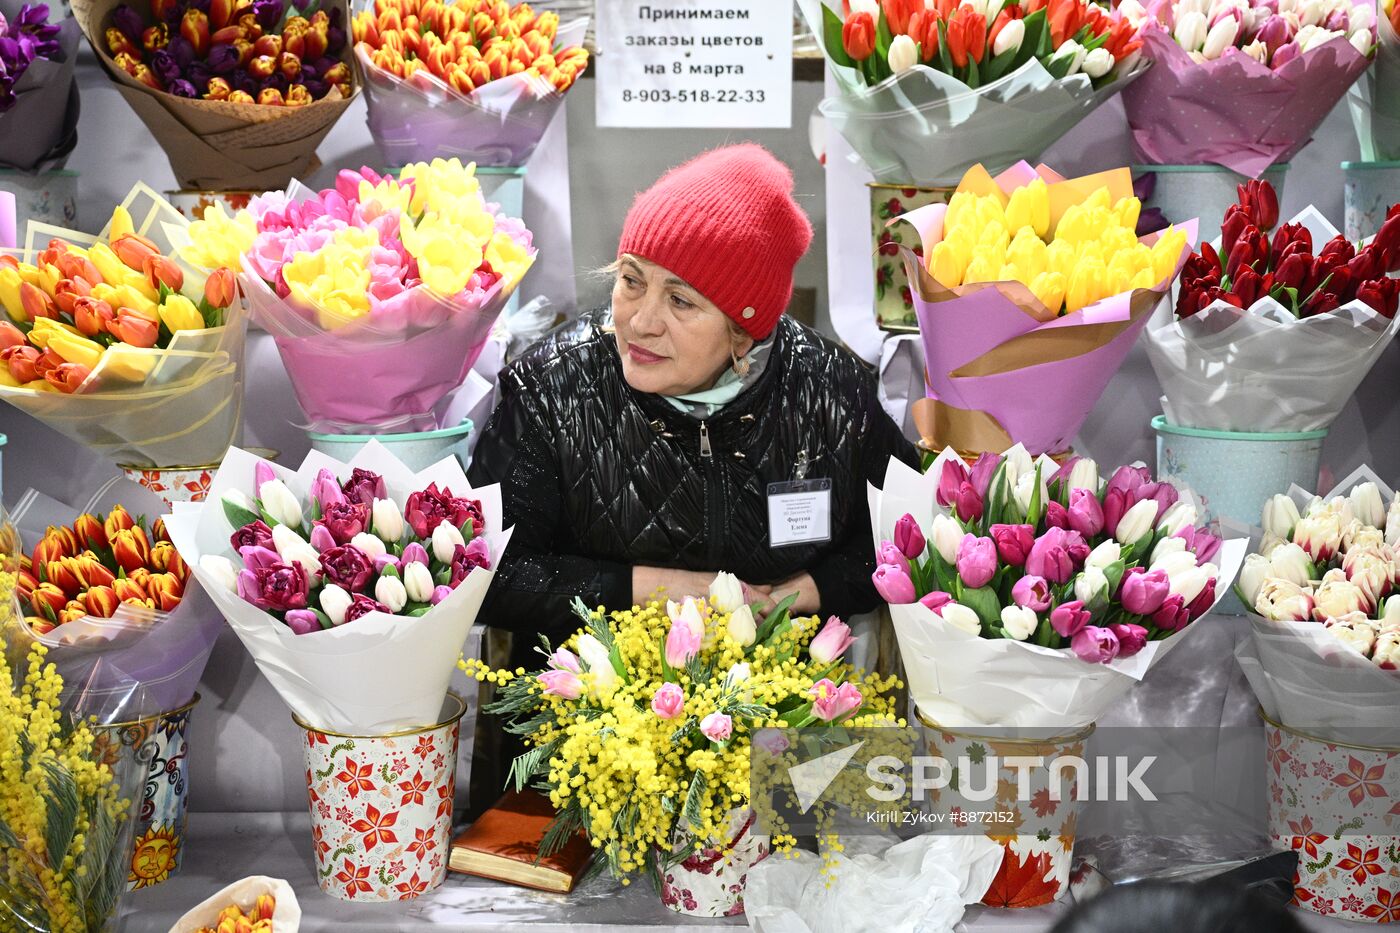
[1342,161,1400,242]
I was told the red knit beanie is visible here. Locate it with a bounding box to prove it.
[617,143,813,340]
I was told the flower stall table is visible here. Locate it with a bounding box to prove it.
[116,812,1356,932]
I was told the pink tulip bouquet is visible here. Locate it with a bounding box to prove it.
[178,156,536,432]
[1236,471,1400,745]
[1120,0,1376,175]
[869,446,1246,729]
[163,442,511,733]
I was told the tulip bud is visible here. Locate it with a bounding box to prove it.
[936,601,983,635]
[1000,604,1038,641]
[1201,15,1240,58]
[365,498,402,544]
[147,572,185,611]
[259,479,304,529]
[707,572,745,613]
[375,573,408,613]
[403,561,434,603]
[887,33,918,73]
[111,527,152,574]
[1351,482,1386,529]
[431,521,465,564]
[726,604,757,646]
[349,532,387,562]
[82,585,120,619]
[993,17,1025,56]
[1114,499,1159,545]
[1267,542,1315,585]
[204,268,236,309]
[1175,10,1209,48]
[182,9,210,56]
[320,584,353,626]
[1085,539,1122,570]
[1262,494,1301,539]
[199,555,238,591]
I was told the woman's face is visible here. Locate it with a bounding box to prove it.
[612,255,754,396]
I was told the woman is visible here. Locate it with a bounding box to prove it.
[469,144,918,660]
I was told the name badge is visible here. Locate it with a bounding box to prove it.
[767,479,832,548]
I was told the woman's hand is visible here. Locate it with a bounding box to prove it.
[762,572,821,617]
[632,566,721,606]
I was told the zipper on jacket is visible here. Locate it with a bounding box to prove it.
[699,421,713,459]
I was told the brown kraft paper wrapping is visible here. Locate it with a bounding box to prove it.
[71,0,358,191]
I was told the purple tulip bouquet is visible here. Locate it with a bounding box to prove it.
[0,1,80,171]
[870,446,1247,729]
[163,441,511,733]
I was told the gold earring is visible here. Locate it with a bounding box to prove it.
[731,348,751,377]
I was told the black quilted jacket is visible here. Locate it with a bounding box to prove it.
[467,310,919,655]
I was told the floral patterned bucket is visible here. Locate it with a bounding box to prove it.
[163,189,262,220]
[920,713,1094,909]
[120,464,219,510]
[870,182,954,331]
[656,808,770,917]
[1265,712,1400,922]
[1342,161,1400,242]
[296,694,466,902]
[92,693,199,891]
[0,169,78,233]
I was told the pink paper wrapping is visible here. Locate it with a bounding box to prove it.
[1121,25,1371,177]
[902,183,1196,455]
[240,272,513,432]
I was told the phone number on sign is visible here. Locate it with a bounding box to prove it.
[620,89,767,104]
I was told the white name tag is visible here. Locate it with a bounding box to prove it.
[767,479,832,548]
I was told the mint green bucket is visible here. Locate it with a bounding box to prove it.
[307,421,474,473]
[1152,416,1326,530]
[1342,160,1400,241]
[1134,163,1289,246]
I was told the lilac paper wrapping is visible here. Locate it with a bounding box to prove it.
[1121,25,1371,177]
[241,273,513,432]
[356,18,586,168]
[9,487,223,721]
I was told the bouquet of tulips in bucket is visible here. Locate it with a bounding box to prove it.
[474,573,901,915]
[353,0,589,167]
[1120,0,1376,175]
[177,157,535,433]
[165,442,509,733]
[0,1,80,174]
[896,162,1193,457]
[870,447,1247,729]
[1348,0,1400,161]
[0,183,249,470]
[796,0,1147,185]
[71,0,358,190]
[1145,181,1400,433]
[1235,473,1400,743]
[3,483,224,719]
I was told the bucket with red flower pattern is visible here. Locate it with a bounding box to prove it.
[163,189,261,220]
[920,714,1094,909]
[296,694,466,902]
[655,807,769,918]
[120,464,219,511]
[1265,712,1400,922]
[870,182,954,331]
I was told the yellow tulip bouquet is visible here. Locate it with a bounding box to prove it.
[469,573,901,900]
[897,161,1193,458]
[180,156,536,432]
[0,183,249,469]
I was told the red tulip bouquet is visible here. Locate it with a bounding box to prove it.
[163,442,510,732]
[5,484,222,719]
[0,183,249,470]
[796,0,1147,185]
[868,445,1247,730]
[1144,180,1400,432]
[1120,0,1375,175]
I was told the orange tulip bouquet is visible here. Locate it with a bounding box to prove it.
[0,183,249,471]
[796,0,1148,185]
[353,0,589,167]
[70,0,358,190]
[6,486,222,720]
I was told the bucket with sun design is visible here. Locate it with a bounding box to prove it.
[92,694,200,890]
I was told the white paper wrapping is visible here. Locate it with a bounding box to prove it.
[1234,469,1400,747]
[1144,206,1400,433]
[168,876,301,932]
[163,442,512,734]
[870,453,1248,730]
[744,835,1003,933]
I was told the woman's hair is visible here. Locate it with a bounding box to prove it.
[1049,881,1306,933]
